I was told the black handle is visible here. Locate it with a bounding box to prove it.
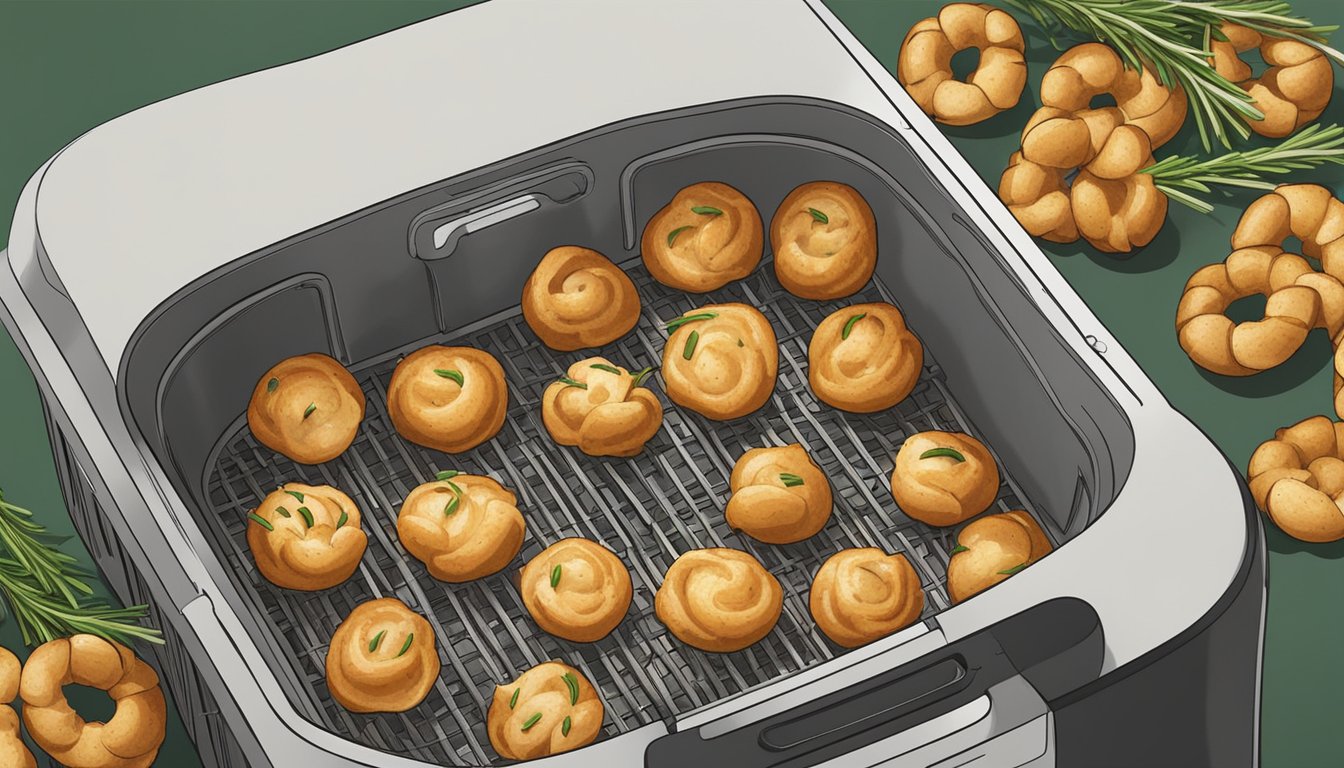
[644,598,1101,768]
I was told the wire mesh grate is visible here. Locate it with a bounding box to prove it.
[203,259,1046,765]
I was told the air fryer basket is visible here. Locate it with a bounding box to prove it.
[119,98,1134,765]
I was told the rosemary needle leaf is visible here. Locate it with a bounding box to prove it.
[434,369,465,386]
[369,629,386,652]
[631,366,657,387]
[951,544,970,555]
[779,473,805,487]
[563,671,580,704]
[303,402,317,420]
[683,330,699,360]
[665,312,718,332]
[842,313,866,340]
[667,225,692,247]
[284,489,305,503]
[266,377,279,393]
[920,447,966,462]
[297,507,314,528]
[808,207,829,224]
[998,564,1028,576]
[558,377,588,390]
[510,687,520,709]
[247,512,274,531]
[521,712,543,731]
[275,506,291,518]
[562,716,572,737]
[590,363,623,375]
[551,564,562,588]
[336,509,349,528]
[436,470,459,481]
[398,633,414,657]
[691,205,723,216]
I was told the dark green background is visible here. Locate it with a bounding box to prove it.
[0,1,1339,765]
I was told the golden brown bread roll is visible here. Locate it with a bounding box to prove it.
[0,647,34,768]
[890,431,1000,527]
[947,511,1051,602]
[1232,184,1344,283]
[247,352,365,464]
[1211,23,1333,138]
[725,444,833,544]
[397,473,525,582]
[20,634,166,768]
[521,246,641,351]
[521,538,633,642]
[487,661,603,760]
[387,345,508,454]
[770,182,878,300]
[1247,415,1344,542]
[247,483,367,591]
[325,598,439,713]
[640,182,764,292]
[1070,150,1168,253]
[808,302,924,412]
[998,151,1078,243]
[897,3,1027,126]
[541,357,663,457]
[810,548,924,648]
[1038,43,1187,151]
[1176,246,1329,376]
[655,548,782,653]
[662,303,778,420]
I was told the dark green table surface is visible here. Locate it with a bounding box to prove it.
[2,1,1341,765]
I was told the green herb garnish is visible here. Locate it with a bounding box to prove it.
[590,363,623,375]
[691,205,723,216]
[998,564,1027,576]
[275,506,291,518]
[919,447,965,463]
[266,377,279,393]
[444,494,460,516]
[683,330,699,360]
[509,687,520,709]
[336,509,348,528]
[808,207,828,224]
[284,489,305,503]
[779,473,805,487]
[521,713,542,731]
[436,470,459,481]
[369,629,386,652]
[297,506,314,528]
[951,544,969,554]
[562,716,572,736]
[398,633,414,657]
[434,369,464,386]
[550,564,562,588]
[667,225,692,247]
[302,402,317,420]
[558,377,588,390]
[842,313,866,340]
[631,366,657,387]
[247,512,273,531]
[563,672,579,704]
[665,312,718,332]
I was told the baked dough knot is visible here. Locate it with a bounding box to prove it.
[247,483,367,591]
[891,431,1001,527]
[0,647,34,768]
[897,3,1027,126]
[521,538,633,642]
[521,246,640,351]
[655,548,783,653]
[810,548,924,648]
[1248,415,1344,542]
[488,661,603,760]
[1211,23,1333,138]
[640,182,764,293]
[725,444,833,544]
[247,352,365,464]
[809,302,924,412]
[541,357,663,457]
[20,634,166,768]
[325,598,439,713]
[770,181,878,300]
[947,511,1052,603]
[386,345,508,454]
[662,303,778,420]
[396,474,525,582]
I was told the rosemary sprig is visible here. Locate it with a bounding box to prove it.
[1142,123,1344,212]
[1007,0,1343,149]
[0,491,161,646]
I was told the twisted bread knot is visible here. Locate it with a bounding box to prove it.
[890,431,1001,527]
[947,511,1052,603]
[541,357,663,457]
[808,302,924,412]
[809,548,924,648]
[521,246,640,351]
[1211,23,1334,138]
[396,474,525,582]
[641,182,764,293]
[655,548,783,653]
[770,181,878,300]
[999,152,1078,242]
[521,538,633,642]
[1248,415,1344,542]
[725,444,833,544]
[1176,246,1343,376]
[386,345,508,453]
[20,634,166,768]
[1038,44,1187,150]
[1232,184,1344,282]
[897,3,1027,126]
[247,352,365,464]
[487,662,603,760]
[247,483,367,591]
[662,303,778,420]
[0,648,34,768]
[325,598,439,713]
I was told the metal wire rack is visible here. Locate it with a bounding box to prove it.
[203,260,1048,765]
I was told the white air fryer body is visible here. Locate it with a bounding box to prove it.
[0,2,1262,767]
